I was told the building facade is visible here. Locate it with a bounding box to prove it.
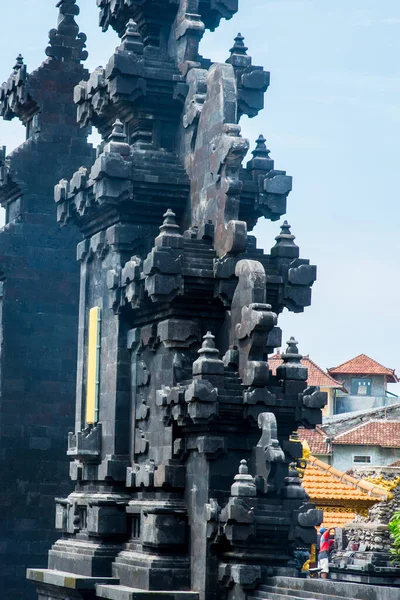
[328,354,399,415]
[300,406,400,472]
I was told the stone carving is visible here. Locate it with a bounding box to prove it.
[254,412,285,494]
[27,2,328,600]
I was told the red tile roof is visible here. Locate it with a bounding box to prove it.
[269,354,346,390]
[298,427,331,455]
[333,420,400,447]
[328,354,398,383]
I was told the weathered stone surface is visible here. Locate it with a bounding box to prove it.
[330,466,400,585]
[0,2,93,598]
[27,2,331,600]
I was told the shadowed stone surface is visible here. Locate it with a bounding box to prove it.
[0,1,93,598]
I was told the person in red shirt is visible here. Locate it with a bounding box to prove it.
[318,527,335,578]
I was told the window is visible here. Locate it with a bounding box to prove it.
[79,506,87,530]
[353,455,371,464]
[351,378,372,396]
[131,514,141,539]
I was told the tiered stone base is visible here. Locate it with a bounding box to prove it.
[28,570,400,600]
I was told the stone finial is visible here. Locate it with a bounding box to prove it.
[270,220,299,259]
[13,54,24,72]
[227,33,252,68]
[285,337,300,357]
[253,134,269,154]
[103,120,130,157]
[279,221,292,237]
[159,209,180,236]
[247,134,274,172]
[197,332,220,359]
[110,119,126,142]
[47,0,88,62]
[230,33,248,56]
[154,209,184,249]
[120,19,144,54]
[283,461,308,500]
[276,337,308,382]
[231,459,257,497]
[192,332,224,385]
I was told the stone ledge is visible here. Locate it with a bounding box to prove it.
[96,584,200,600]
[27,569,119,590]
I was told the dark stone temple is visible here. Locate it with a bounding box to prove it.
[0,2,93,598]
[16,2,400,600]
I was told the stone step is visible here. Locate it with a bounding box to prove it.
[263,577,400,600]
[250,584,358,600]
[248,592,308,600]
[96,584,200,600]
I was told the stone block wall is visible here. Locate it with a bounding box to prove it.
[0,2,93,597]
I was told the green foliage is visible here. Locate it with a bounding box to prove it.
[388,511,400,564]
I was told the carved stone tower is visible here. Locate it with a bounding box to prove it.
[28,2,326,599]
[0,2,93,598]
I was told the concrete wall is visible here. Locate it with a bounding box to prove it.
[321,388,335,418]
[332,444,400,472]
[334,375,393,415]
[338,374,386,397]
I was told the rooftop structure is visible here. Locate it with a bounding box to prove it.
[298,426,331,457]
[333,421,400,447]
[302,455,388,530]
[328,354,398,383]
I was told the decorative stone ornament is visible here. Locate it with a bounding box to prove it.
[26,2,331,600]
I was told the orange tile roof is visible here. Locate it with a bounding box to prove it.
[269,354,346,390]
[298,427,331,456]
[302,455,389,503]
[328,353,398,383]
[321,510,356,530]
[333,420,400,447]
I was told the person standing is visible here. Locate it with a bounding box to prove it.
[318,527,335,579]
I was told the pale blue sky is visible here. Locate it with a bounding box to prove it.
[1,1,399,385]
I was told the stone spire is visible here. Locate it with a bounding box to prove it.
[103,119,130,156]
[13,54,24,72]
[247,134,274,172]
[155,209,184,249]
[230,33,248,56]
[271,220,300,259]
[46,0,88,62]
[227,32,252,68]
[193,332,224,387]
[276,337,308,382]
[119,19,144,54]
